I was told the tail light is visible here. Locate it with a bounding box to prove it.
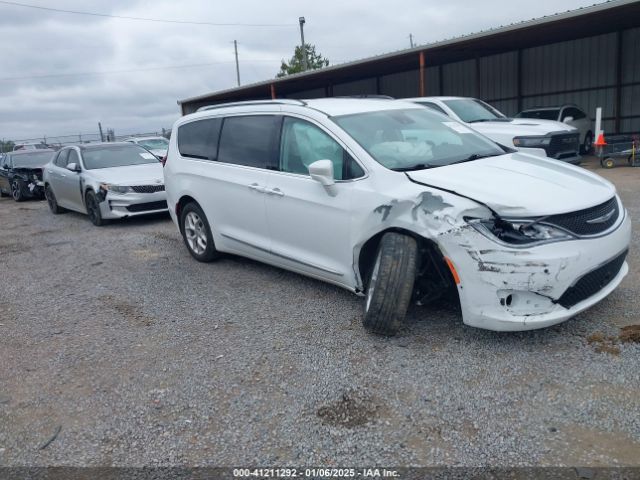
[161,155,168,167]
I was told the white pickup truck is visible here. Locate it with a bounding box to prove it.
[405,96,582,164]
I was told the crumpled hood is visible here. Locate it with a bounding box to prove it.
[406,152,615,217]
[86,162,164,186]
[470,118,576,137]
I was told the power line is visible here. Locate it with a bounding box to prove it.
[0,1,295,27]
[0,61,279,81]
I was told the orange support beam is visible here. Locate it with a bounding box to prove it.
[270,84,276,99]
[419,51,426,97]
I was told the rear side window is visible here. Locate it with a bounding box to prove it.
[177,118,222,160]
[218,115,278,169]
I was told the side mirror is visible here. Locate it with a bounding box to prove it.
[563,116,574,124]
[308,159,337,196]
[66,162,81,172]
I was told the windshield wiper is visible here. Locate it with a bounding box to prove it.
[390,163,434,172]
[468,118,511,123]
[448,153,501,165]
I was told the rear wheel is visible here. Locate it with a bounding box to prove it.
[11,179,25,202]
[363,232,418,336]
[180,202,220,262]
[581,131,593,155]
[85,190,105,226]
[45,184,65,214]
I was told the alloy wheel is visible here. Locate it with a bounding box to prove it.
[11,181,20,201]
[184,211,207,255]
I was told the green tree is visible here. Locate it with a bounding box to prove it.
[0,139,15,153]
[277,44,329,78]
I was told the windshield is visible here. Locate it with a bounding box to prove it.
[138,138,169,150]
[332,108,506,171]
[82,145,159,170]
[12,151,54,167]
[443,99,506,123]
[516,109,560,121]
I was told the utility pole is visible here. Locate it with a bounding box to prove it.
[233,40,241,86]
[98,122,104,142]
[409,34,415,48]
[299,16,308,72]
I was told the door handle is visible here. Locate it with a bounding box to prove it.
[266,188,284,197]
[248,183,265,193]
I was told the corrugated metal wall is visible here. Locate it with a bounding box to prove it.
[233,27,640,134]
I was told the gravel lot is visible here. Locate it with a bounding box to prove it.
[1,157,639,468]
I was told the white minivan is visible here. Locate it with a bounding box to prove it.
[163,99,630,335]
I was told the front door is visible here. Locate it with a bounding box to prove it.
[264,116,364,285]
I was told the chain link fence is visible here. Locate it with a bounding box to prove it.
[1,128,172,153]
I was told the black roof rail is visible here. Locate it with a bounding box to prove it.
[334,95,395,99]
[197,99,307,112]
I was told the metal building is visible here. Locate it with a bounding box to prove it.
[179,0,640,135]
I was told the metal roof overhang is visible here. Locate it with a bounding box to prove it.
[179,0,640,110]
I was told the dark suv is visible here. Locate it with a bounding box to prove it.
[0,149,55,201]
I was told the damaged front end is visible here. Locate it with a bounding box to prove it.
[436,195,631,331]
[14,167,45,197]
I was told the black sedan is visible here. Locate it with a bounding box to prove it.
[0,149,55,201]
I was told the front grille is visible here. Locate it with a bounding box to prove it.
[544,133,580,158]
[125,200,168,212]
[556,250,627,308]
[131,184,165,193]
[545,197,619,236]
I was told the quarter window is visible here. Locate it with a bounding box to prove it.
[55,149,70,167]
[218,115,278,169]
[67,149,80,167]
[418,102,449,116]
[177,118,222,160]
[279,117,364,180]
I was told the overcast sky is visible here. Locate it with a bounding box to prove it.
[0,0,606,141]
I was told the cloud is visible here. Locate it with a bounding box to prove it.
[0,0,603,140]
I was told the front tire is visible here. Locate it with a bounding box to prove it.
[363,233,418,336]
[85,190,105,226]
[45,184,65,214]
[11,179,25,202]
[180,202,220,262]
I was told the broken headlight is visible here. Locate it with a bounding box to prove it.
[513,136,551,148]
[468,217,574,245]
[100,183,133,194]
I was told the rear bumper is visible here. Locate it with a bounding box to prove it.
[99,191,168,219]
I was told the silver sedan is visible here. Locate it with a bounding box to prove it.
[43,143,168,226]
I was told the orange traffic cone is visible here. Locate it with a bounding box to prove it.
[594,132,607,146]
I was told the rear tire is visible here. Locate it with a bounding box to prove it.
[180,202,220,262]
[45,184,65,214]
[85,190,105,226]
[581,131,593,155]
[363,232,418,336]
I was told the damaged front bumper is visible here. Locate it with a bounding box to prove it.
[438,210,632,331]
[98,190,168,219]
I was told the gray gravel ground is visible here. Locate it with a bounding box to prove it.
[0,157,639,468]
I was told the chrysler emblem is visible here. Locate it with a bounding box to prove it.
[586,209,615,224]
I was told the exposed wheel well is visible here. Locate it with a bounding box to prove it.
[358,228,458,303]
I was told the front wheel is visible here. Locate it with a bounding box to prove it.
[180,202,220,262]
[11,179,25,202]
[85,190,105,226]
[363,233,418,336]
